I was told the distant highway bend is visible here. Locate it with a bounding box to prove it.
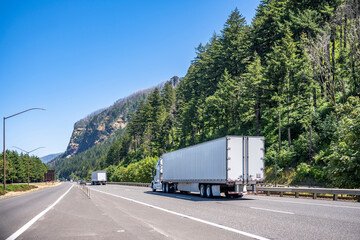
[0,183,359,239]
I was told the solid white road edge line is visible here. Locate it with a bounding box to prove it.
[92,188,269,240]
[250,207,294,215]
[255,197,360,210]
[6,184,74,240]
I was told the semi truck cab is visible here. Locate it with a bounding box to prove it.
[151,159,163,191]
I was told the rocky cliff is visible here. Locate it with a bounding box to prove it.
[60,76,180,159]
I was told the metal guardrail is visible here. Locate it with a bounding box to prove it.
[248,186,360,202]
[108,182,360,202]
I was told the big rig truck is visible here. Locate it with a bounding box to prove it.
[91,171,107,185]
[151,136,264,198]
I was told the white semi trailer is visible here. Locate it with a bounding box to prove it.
[151,136,264,198]
[91,171,107,185]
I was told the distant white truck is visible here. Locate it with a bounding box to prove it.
[151,136,264,198]
[91,171,107,185]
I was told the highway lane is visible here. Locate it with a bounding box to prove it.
[20,184,250,240]
[4,183,360,239]
[0,183,72,240]
[89,184,360,239]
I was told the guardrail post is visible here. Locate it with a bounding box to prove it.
[312,193,317,199]
[266,191,270,196]
[358,195,360,202]
[280,192,284,197]
[295,192,299,198]
[333,194,338,201]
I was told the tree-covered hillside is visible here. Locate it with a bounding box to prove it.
[103,0,360,188]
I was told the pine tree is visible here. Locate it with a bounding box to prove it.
[240,52,264,135]
[220,8,250,77]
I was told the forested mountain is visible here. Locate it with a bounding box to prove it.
[51,76,180,179]
[62,90,147,159]
[0,151,49,183]
[102,0,360,188]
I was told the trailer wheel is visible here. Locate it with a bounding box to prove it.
[206,185,212,198]
[162,183,166,193]
[166,183,170,193]
[200,184,206,198]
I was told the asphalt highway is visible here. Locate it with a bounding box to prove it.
[0,183,72,240]
[1,183,359,239]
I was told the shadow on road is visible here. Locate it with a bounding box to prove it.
[144,190,255,202]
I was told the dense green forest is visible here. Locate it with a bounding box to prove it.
[0,150,49,183]
[103,0,360,187]
[62,0,360,188]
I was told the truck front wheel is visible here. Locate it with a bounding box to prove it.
[162,183,166,193]
[200,184,206,198]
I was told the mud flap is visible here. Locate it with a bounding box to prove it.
[243,185,248,195]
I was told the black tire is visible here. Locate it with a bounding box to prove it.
[206,185,212,198]
[200,184,206,198]
[166,183,170,193]
[162,183,166,192]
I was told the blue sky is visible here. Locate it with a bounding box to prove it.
[0,0,260,158]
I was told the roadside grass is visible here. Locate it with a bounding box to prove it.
[0,184,37,195]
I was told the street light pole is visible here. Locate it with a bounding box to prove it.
[3,117,5,190]
[2,108,46,190]
[12,146,44,185]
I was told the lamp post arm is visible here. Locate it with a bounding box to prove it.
[5,108,46,120]
[28,147,45,154]
[13,146,45,155]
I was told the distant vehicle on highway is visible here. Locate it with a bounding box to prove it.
[151,136,264,198]
[91,171,107,185]
[79,180,87,185]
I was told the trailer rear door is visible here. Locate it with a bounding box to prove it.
[247,137,265,182]
[227,136,244,181]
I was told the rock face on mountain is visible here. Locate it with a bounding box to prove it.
[61,76,180,159]
[64,110,127,158]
